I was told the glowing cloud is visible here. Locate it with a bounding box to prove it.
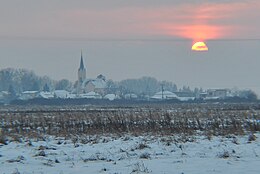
[191,41,208,51]
[160,24,228,41]
[155,2,252,41]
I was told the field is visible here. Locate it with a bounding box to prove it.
[0,103,260,173]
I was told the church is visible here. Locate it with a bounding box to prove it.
[76,52,107,96]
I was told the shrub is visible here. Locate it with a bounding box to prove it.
[139,152,151,159]
[136,143,150,150]
[218,151,230,159]
[248,133,257,142]
[0,130,8,145]
[131,161,151,173]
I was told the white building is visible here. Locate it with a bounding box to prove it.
[82,75,107,95]
[206,89,229,99]
[19,91,38,100]
[76,52,107,96]
[38,91,54,99]
[78,91,102,99]
[54,90,70,99]
[151,91,178,100]
[104,94,120,101]
[124,93,138,100]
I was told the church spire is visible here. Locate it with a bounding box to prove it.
[78,51,87,84]
[79,50,85,70]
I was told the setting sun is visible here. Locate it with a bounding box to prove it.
[191,41,208,51]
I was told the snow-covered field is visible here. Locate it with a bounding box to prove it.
[1,133,259,174]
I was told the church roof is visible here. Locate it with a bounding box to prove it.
[91,79,107,89]
[83,78,107,89]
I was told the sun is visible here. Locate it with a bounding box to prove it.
[191,41,209,51]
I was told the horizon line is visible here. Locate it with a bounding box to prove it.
[1,36,260,42]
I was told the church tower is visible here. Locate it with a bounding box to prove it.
[78,51,86,83]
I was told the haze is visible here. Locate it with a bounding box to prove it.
[0,0,260,93]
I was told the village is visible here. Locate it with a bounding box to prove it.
[0,53,255,104]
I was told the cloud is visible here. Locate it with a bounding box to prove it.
[150,1,260,40]
[0,0,259,40]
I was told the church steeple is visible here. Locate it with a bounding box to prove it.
[78,51,86,83]
[79,50,85,70]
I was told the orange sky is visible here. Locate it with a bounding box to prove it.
[1,1,259,41]
[154,2,258,42]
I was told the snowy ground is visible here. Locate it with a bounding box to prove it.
[1,133,259,174]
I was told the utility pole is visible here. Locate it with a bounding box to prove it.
[161,84,164,100]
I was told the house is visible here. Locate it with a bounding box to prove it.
[151,91,178,100]
[75,52,107,96]
[0,91,10,103]
[78,91,102,99]
[104,94,120,101]
[19,91,38,100]
[38,91,54,99]
[174,92,195,101]
[83,75,107,95]
[0,91,9,99]
[198,92,208,99]
[206,89,228,99]
[124,93,138,100]
[54,90,70,99]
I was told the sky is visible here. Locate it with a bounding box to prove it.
[0,0,260,93]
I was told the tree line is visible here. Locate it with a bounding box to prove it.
[0,68,257,101]
[0,68,72,94]
[0,68,201,95]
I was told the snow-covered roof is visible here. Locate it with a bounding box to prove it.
[79,91,102,99]
[205,96,220,100]
[84,78,106,89]
[19,91,39,100]
[67,93,77,99]
[38,92,54,99]
[104,94,120,101]
[22,91,38,94]
[0,91,9,94]
[54,90,69,99]
[124,93,138,99]
[151,91,178,100]
[207,89,229,92]
[91,79,106,89]
[0,91,9,99]
[178,97,195,101]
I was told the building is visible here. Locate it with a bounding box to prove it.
[206,89,228,99]
[76,52,107,96]
[174,91,195,101]
[151,91,178,100]
[79,91,102,99]
[82,74,107,95]
[19,91,38,100]
[76,52,87,94]
[78,51,86,84]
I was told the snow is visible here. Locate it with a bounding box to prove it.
[151,91,178,100]
[91,79,107,89]
[38,92,54,99]
[1,133,260,174]
[124,93,138,99]
[177,96,195,101]
[79,91,102,99]
[104,94,117,101]
[54,90,70,99]
[19,91,39,100]
[22,91,38,94]
[84,78,107,89]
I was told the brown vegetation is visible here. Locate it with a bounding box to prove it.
[0,103,260,141]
